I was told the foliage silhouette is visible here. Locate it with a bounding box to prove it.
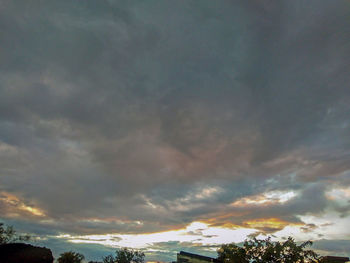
[217,236,319,263]
[57,251,85,263]
[0,222,31,244]
[103,248,145,263]
[103,254,116,263]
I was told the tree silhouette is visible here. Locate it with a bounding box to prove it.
[0,222,31,244]
[217,236,319,263]
[102,248,145,263]
[57,251,85,263]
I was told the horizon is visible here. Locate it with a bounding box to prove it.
[1,0,350,262]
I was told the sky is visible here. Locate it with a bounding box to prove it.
[0,0,350,262]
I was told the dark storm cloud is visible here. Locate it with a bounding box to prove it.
[1,0,350,259]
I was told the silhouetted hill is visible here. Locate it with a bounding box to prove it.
[0,243,54,263]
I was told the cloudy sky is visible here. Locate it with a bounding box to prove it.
[1,0,350,261]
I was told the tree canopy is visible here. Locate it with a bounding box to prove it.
[0,222,31,244]
[102,248,145,263]
[217,236,319,263]
[57,251,85,263]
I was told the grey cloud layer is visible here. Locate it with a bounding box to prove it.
[1,0,350,258]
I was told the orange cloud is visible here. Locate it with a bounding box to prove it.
[0,191,45,217]
[242,218,299,233]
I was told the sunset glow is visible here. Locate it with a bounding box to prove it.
[1,1,350,261]
[58,221,257,248]
[0,192,45,217]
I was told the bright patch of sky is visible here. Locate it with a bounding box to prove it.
[231,190,297,207]
[57,221,256,249]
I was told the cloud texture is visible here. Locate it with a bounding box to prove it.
[1,0,350,261]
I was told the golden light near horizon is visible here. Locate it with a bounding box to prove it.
[242,218,296,232]
[57,221,257,249]
[55,216,345,252]
[0,192,45,217]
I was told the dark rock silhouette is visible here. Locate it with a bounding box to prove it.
[320,256,350,263]
[0,243,54,263]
